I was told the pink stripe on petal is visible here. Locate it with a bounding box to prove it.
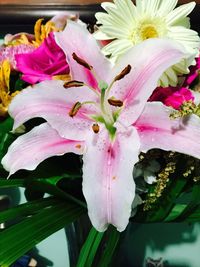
[1,123,85,176]
[135,102,200,159]
[9,80,98,141]
[54,21,112,88]
[82,127,140,232]
[109,38,186,126]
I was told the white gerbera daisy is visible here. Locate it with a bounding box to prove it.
[94,0,200,87]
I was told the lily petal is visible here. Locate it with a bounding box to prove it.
[82,127,140,232]
[54,21,112,89]
[1,123,85,176]
[9,80,98,141]
[135,102,200,159]
[109,38,186,126]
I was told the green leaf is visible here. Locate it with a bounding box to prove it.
[0,199,85,266]
[0,179,24,188]
[76,227,104,267]
[25,177,86,208]
[164,204,187,222]
[0,117,13,135]
[145,174,188,222]
[173,185,200,221]
[0,197,58,223]
[97,227,120,267]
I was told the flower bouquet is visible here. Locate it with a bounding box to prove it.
[1,0,200,266]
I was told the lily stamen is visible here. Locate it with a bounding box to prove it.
[72,53,93,70]
[114,65,132,82]
[92,123,100,134]
[72,53,101,91]
[69,101,98,118]
[105,65,132,101]
[108,98,123,107]
[69,102,82,117]
[64,80,84,88]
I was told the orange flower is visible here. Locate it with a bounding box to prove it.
[0,60,18,117]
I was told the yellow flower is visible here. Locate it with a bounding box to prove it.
[32,18,60,47]
[0,60,18,117]
[6,18,60,48]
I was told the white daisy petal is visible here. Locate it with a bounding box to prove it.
[158,0,178,16]
[95,12,130,29]
[159,72,170,87]
[93,29,112,40]
[143,0,161,13]
[174,17,190,28]
[166,2,196,26]
[165,67,178,86]
[114,0,136,23]
[100,26,130,39]
[102,39,133,56]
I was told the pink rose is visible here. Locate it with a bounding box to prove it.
[149,86,194,110]
[15,32,69,84]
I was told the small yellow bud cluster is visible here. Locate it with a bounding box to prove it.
[170,100,200,119]
[143,161,176,211]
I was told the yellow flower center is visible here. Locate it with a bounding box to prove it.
[129,17,167,44]
[140,24,159,40]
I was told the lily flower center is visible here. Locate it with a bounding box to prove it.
[68,54,132,138]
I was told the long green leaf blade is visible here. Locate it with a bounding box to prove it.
[0,200,85,266]
[97,227,120,267]
[76,227,104,267]
[0,197,59,223]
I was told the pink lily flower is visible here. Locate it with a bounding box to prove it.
[2,21,199,232]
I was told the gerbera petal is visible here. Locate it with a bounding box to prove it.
[101,1,134,28]
[54,21,112,88]
[1,123,85,176]
[109,38,186,125]
[166,2,196,26]
[102,39,133,57]
[9,80,98,141]
[158,0,178,16]
[114,0,136,24]
[82,127,140,232]
[168,26,200,51]
[135,102,200,159]
[141,0,161,13]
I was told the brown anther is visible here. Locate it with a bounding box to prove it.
[75,144,82,149]
[92,123,100,134]
[114,64,131,82]
[108,98,123,107]
[69,102,82,117]
[72,53,93,70]
[63,80,84,89]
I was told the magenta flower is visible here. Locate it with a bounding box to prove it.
[15,32,69,84]
[150,86,194,109]
[2,22,200,232]
[164,87,194,109]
